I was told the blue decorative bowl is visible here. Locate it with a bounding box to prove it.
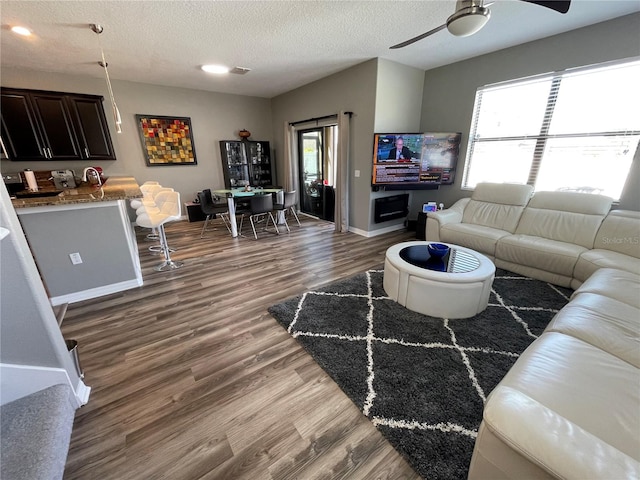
[427,243,450,258]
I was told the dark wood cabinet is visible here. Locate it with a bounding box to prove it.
[0,88,116,161]
[31,93,82,160]
[67,96,116,160]
[0,91,47,160]
[219,140,273,188]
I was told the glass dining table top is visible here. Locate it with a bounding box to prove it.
[213,188,282,198]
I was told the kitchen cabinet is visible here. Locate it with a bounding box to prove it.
[66,96,116,160]
[219,140,273,188]
[0,88,116,161]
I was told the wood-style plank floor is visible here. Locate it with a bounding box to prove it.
[61,214,421,480]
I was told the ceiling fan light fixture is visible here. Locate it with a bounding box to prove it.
[446,6,490,37]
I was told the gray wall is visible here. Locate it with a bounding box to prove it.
[271,59,378,232]
[271,58,426,233]
[0,68,274,206]
[416,12,640,212]
[374,58,424,133]
[18,203,136,297]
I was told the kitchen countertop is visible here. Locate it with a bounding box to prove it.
[11,176,142,208]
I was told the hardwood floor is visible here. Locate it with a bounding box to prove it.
[61,214,421,479]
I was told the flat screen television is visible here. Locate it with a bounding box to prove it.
[372,132,462,189]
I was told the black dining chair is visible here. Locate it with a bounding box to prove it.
[239,194,280,240]
[198,189,230,238]
[273,191,301,233]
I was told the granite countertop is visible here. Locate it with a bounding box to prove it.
[11,176,142,208]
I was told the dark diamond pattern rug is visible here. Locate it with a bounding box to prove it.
[268,268,572,479]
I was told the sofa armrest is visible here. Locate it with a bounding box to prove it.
[483,386,640,480]
[425,198,469,241]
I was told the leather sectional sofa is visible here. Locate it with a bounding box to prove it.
[425,183,640,479]
[426,182,640,288]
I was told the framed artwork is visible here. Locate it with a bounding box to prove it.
[136,114,197,166]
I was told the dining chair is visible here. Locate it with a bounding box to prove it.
[239,194,280,240]
[198,189,231,238]
[272,191,301,233]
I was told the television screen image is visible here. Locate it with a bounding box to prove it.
[372,132,461,188]
[421,132,462,184]
[375,134,422,162]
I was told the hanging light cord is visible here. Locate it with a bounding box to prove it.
[93,25,122,133]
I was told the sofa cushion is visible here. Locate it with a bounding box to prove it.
[515,191,612,249]
[571,268,640,309]
[440,223,509,258]
[593,209,640,257]
[471,182,534,206]
[574,249,640,284]
[483,332,639,476]
[461,183,534,234]
[496,234,587,277]
[545,292,640,367]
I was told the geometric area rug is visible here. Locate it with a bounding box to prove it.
[268,268,572,479]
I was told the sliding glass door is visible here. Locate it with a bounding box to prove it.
[298,127,336,221]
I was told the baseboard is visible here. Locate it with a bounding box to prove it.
[49,278,143,307]
[349,223,406,238]
[0,363,90,408]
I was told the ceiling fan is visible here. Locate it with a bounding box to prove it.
[390,0,571,49]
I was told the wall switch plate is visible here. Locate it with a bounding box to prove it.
[354,170,360,178]
[69,252,83,265]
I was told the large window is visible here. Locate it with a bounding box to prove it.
[462,59,640,200]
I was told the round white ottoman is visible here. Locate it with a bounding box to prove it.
[383,241,496,319]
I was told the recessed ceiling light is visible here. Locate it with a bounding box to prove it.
[11,26,32,36]
[201,64,230,74]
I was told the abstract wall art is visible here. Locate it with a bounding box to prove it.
[136,114,197,166]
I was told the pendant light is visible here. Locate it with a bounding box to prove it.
[90,24,122,133]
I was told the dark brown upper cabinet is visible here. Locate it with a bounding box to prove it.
[0,88,116,161]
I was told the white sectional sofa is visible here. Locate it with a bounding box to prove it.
[468,268,640,479]
[426,183,639,288]
[426,183,640,479]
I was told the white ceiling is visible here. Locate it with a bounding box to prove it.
[1,1,638,98]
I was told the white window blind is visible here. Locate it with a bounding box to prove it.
[462,58,640,200]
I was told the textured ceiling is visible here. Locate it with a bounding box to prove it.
[1,0,638,98]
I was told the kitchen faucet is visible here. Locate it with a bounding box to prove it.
[82,167,102,186]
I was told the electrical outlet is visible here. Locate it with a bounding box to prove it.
[69,252,83,265]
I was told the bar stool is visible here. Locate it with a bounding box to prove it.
[131,184,163,241]
[136,188,175,253]
[136,191,183,271]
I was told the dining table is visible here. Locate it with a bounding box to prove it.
[213,187,283,237]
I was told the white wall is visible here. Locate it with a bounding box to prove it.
[416,13,640,212]
[0,68,274,206]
